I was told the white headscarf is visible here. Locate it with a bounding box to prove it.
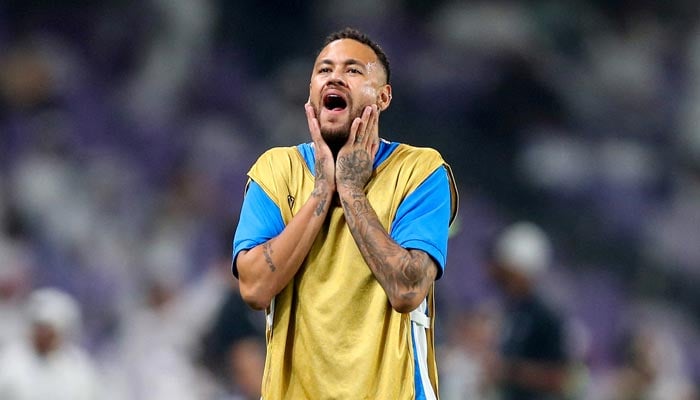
[494,221,552,277]
[25,287,81,339]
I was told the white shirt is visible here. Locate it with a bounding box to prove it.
[0,340,100,400]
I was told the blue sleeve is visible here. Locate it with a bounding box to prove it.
[390,166,452,279]
[232,180,285,277]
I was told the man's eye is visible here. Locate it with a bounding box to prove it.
[319,67,331,73]
[348,68,362,74]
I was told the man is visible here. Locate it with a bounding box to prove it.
[0,287,100,400]
[232,28,458,399]
[487,222,571,400]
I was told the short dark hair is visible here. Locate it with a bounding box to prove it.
[322,27,391,84]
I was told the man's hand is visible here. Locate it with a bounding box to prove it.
[305,103,336,209]
[336,104,379,191]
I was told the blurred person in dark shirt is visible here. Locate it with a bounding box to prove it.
[487,221,571,400]
[200,276,265,400]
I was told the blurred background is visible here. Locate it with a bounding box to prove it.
[0,0,699,399]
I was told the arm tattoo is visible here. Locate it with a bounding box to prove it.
[315,198,327,216]
[342,193,433,301]
[262,241,276,272]
[312,158,329,216]
[397,251,432,299]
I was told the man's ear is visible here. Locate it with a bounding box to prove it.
[377,84,392,111]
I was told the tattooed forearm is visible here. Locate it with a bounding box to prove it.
[341,192,435,303]
[311,157,332,216]
[262,241,276,272]
[368,245,431,300]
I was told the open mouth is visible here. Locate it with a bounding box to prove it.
[323,94,348,111]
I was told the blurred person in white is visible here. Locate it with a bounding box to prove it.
[100,239,229,400]
[641,30,700,275]
[439,302,501,400]
[486,222,572,400]
[0,168,32,351]
[593,307,698,400]
[0,239,32,350]
[0,287,100,400]
[121,0,212,127]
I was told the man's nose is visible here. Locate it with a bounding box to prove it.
[326,72,347,87]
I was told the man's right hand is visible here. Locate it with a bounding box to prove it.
[305,103,336,199]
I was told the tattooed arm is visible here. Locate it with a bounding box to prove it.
[236,104,336,310]
[336,105,438,313]
[339,185,438,313]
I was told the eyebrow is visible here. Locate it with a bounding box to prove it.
[317,58,365,68]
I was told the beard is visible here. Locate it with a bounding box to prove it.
[321,123,352,154]
[311,101,364,155]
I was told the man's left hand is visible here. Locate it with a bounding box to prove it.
[336,104,379,191]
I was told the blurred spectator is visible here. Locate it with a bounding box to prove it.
[486,221,572,400]
[200,277,265,399]
[439,301,501,400]
[120,0,213,127]
[0,287,100,400]
[592,304,698,400]
[217,336,265,400]
[99,254,229,400]
[642,163,700,277]
[0,237,32,349]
